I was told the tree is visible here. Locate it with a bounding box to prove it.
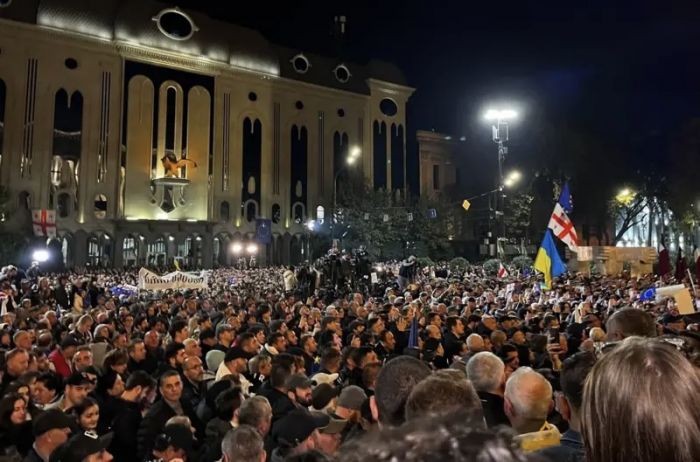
[503,192,534,242]
[610,193,648,245]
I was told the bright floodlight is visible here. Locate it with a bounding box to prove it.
[504,178,515,188]
[231,242,243,254]
[306,220,315,231]
[32,249,49,263]
[347,156,356,165]
[350,146,361,158]
[246,243,258,254]
[507,170,522,182]
[484,108,518,121]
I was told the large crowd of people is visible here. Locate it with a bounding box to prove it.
[1,257,700,462]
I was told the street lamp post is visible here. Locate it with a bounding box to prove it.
[484,108,518,258]
[331,146,361,244]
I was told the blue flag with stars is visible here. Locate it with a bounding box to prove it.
[559,182,573,213]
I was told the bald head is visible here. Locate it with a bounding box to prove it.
[426,325,441,339]
[466,334,485,352]
[504,367,553,434]
[606,308,657,341]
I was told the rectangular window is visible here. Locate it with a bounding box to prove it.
[433,165,440,190]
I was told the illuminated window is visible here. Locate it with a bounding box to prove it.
[153,8,198,41]
[316,206,325,224]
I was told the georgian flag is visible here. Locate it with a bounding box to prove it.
[32,209,57,238]
[498,262,509,278]
[548,203,578,253]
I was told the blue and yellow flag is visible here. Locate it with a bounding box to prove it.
[533,230,567,290]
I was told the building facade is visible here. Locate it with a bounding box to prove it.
[0,0,414,268]
[417,130,457,198]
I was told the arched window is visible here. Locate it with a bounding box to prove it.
[272,204,281,224]
[148,237,167,267]
[57,193,71,218]
[293,203,304,223]
[220,201,230,222]
[316,205,325,224]
[94,194,107,219]
[87,236,101,267]
[245,201,257,222]
[122,236,137,267]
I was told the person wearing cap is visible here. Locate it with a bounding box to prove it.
[215,347,249,384]
[330,385,366,442]
[309,411,347,456]
[272,374,313,421]
[269,408,334,461]
[212,324,235,352]
[25,409,74,462]
[49,337,79,379]
[47,372,91,413]
[310,383,338,413]
[49,431,113,462]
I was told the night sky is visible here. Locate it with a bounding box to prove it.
[179,0,700,196]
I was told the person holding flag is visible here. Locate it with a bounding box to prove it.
[497,262,509,278]
[533,230,567,290]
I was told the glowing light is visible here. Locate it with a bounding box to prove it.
[231,242,243,254]
[187,219,197,222]
[350,146,362,158]
[168,236,175,241]
[615,188,636,205]
[306,220,316,231]
[32,250,50,263]
[347,156,357,165]
[483,108,519,121]
[246,243,259,254]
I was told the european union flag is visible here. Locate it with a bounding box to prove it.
[640,287,656,302]
[533,230,567,290]
[256,218,272,244]
[559,182,573,213]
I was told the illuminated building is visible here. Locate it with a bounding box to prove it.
[0,0,413,267]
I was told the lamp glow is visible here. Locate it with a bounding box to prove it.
[483,108,519,121]
[306,220,315,231]
[350,146,361,158]
[32,249,49,263]
[246,243,258,254]
[231,242,243,254]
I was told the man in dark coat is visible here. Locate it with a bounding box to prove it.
[136,371,203,460]
[109,371,156,462]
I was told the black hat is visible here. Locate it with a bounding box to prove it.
[272,409,330,448]
[65,372,94,387]
[311,383,339,410]
[33,409,74,437]
[224,347,248,363]
[50,431,113,462]
[285,374,313,390]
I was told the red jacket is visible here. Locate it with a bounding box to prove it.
[48,349,72,379]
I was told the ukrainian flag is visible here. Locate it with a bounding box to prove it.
[533,230,567,290]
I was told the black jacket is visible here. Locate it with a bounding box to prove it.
[477,391,510,428]
[136,398,204,460]
[109,398,143,462]
[443,331,464,362]
[181,377,206,411]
